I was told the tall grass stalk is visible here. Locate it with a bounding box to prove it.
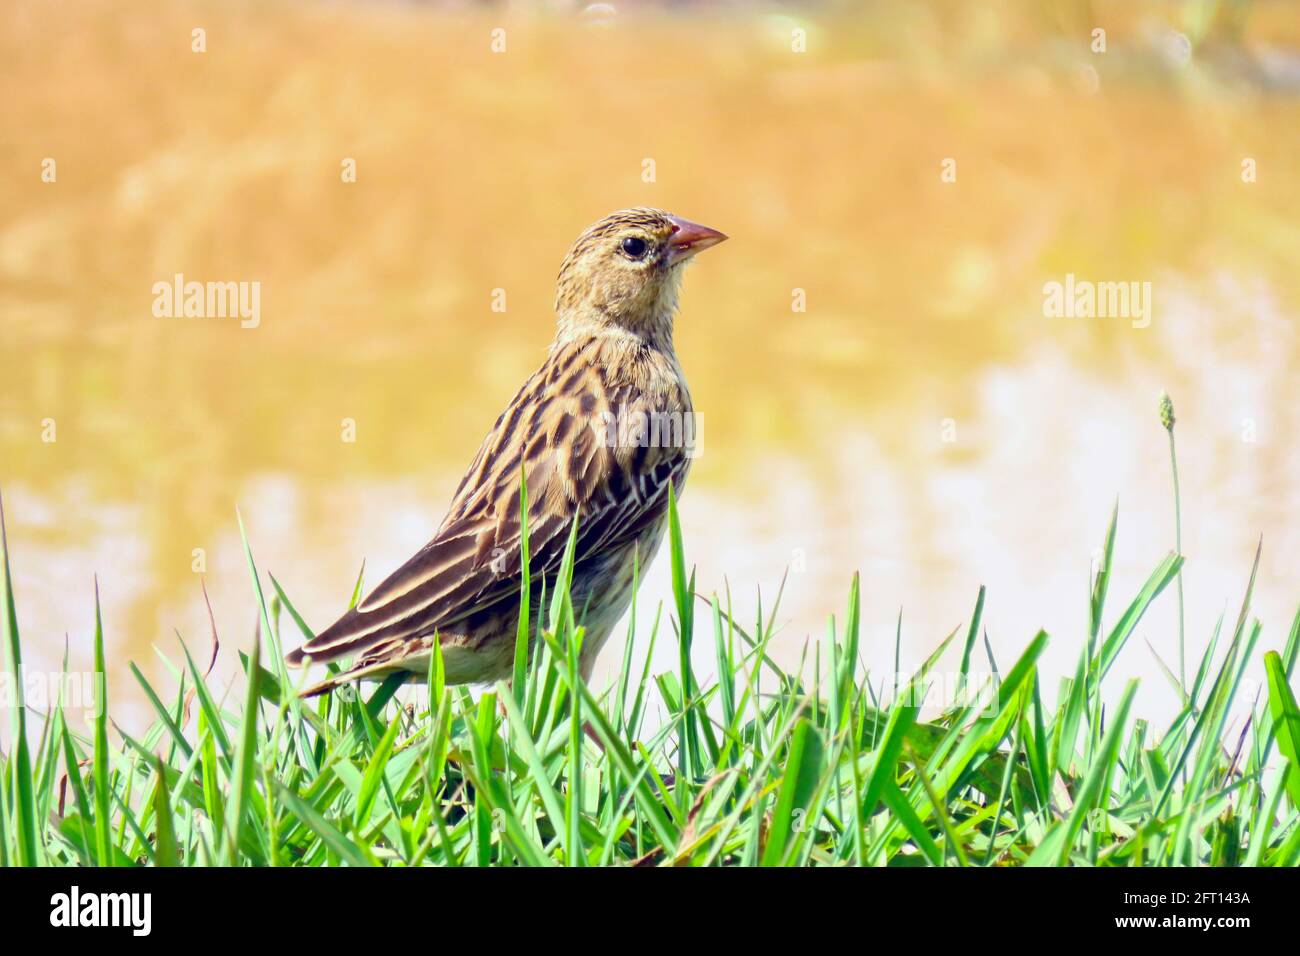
[1160,391,1186,689]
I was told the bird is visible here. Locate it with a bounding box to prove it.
[286,208,727,695]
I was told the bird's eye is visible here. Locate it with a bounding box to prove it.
[620,237,648,259]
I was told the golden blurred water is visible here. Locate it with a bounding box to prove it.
[3,0,1299,726]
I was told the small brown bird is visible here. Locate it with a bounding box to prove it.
[287,208,727,694]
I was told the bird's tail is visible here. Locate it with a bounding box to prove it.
[295,658,413,698]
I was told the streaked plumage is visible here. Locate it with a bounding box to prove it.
[287,208,727,694]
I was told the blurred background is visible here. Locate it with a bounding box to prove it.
[2,0,1299,729]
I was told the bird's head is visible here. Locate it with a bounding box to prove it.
[554,207,727,341]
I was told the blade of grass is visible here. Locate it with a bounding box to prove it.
[0,491,38,865]
[91,579,112,868]
[225,628,261,864]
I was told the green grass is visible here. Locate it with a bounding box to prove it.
[2,426,1300,866]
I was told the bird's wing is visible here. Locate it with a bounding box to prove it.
[287,339,688,668]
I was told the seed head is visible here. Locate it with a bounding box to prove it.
[1159,391,1176,432]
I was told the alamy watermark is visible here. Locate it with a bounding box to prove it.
[1043,273,1152,329]
[887,670,1002,717]
[595,406,704,459]
[152,273,260,329]
[0,671,104,717]
[50,887,151,936]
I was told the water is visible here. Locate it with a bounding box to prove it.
[3,0,1298,730]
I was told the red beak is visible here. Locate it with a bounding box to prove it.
[666,215,728,265]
